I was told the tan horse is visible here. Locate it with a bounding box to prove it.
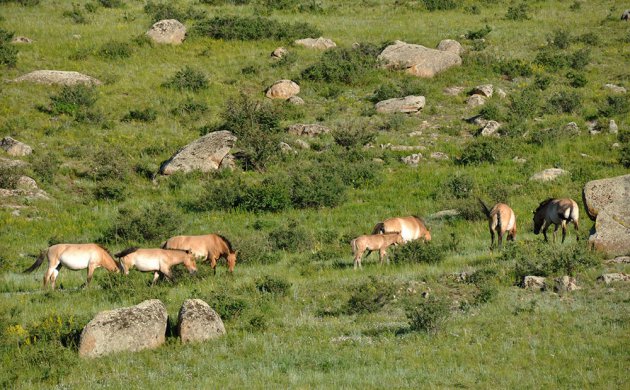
[533,198,580,243]
[24,243,122,289]
[372,216,431,243]
[479,199,517,250]
[115,247,197,284]
[162,234,237,274]
[351,232,404,269]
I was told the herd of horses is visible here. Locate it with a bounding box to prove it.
[23,197,580,288]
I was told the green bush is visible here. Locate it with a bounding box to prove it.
[370,79,427,103]
[465,25,492,40]
[599,95,630,117]
[255,275,291,295]
[93,180,126,201]
[121,108,157,122]
[457,138,501,165]
[241,176,292,212]
[508,88,539,121]
[494,58,532,79]
[207,292,248,321]
[406,295,449,333]
[97,41,132,60]
[533,74,551,90]
[235,233,277,265]
[548,29,572,49]
[477,102,504,121]
[332,126,376,149]
[193,16,321,41]
[63,3,87,24]
[98,0,124,7]
[566,71,587,88]
[422,0,456,11]
[290,166,346,208]
[47,85,97,116]
[505,3,530,21]
[570,48,590,70]
[163,66,209,92]
[103,201,183,243]
[269,220,311,251]
[31,152,60,184]
[301,44,380,85]
[576,32,600,46]
[144,1,184,23]
[390,241,445,265]
[547,90,581,114]
[0,165,24,189]
[345,276,395,314]
[89,147,129,182]
[171,99,209,119]
[442,174,475,199]
[619,129,630,168]
[0,29,17,67]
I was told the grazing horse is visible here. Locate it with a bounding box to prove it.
[351,232,404,269]
[115,247,197,284]
[162,234,237,274]
[533,198,580,243]
[479,199,517,250]
[24,243,122,289]
[372,216,431,243]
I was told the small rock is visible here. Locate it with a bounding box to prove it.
[271,47,288,58]
[429,209,460,220]
[529,168,569,182]
[564,122,580,134]
[375,95,425,114]
[11,36,33,44]
[266,79,300,100]
[146,19,186,44]
[287,124,330,137]
[496,88,507,99]
[604,83,626,94]
[598,273,630,284]
[295,139,310,149]
[513,156,527,164]
[580,153,590,158]
[553,276,580,293]
[480,120,501,137]
[609,120,618,134]
[523,276,546,291]
[408,131,423,137]
[72,34,81,40]
[436,39,464,56]
[471,84,493,98]
[287,96,304,105]
[177,299,226,344]
[279,142,294,153]
[454,271,470,283]
[16,176,38,191]
[389,145,425,152]
[372,158,384,164]
[443,86,465,96]
[466,94,486,108]
[401,153,423,167]
[612,143,620,149]
[430,151,449,160]
[604,256,630,264]
[294,37,336,50]
[0,158,28,169]
[1,137,32,156]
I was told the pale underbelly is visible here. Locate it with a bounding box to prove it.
[134,258,161,272]
[60,255,90,270]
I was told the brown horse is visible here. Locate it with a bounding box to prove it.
[162,234,237,274]
[479,199,517,250]
[372,216,431,243]
[533,198,580,243]
[115,247,197,284]
[24,243,123,289]
[351,232,403,269]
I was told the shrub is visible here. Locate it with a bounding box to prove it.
[255,275,291,295]
[269,220,311,251]
[548,29,572,49]
[619,129,630,168]
[443,174,475,199]
[171,99,208,118]
[193,16,321,41]
[48,85,97,116]
[465,25,492,40]
[63,3,87,24]
[576,32,600,46]
[494,58,532,79]
[301,45,379,85]
[121,108,157,122]
[422,0,456,11]
[566,71,587,88]
[241,176,292,212]
[457,138,501,165]
[599,95,630,117]
[370,79,427,103]
[570,48,590,70]
[98,0,124,7]
[345,276,395,314]
[207,292,247,321]
[478,102,504,121]
[97,41,132,60]
[103,202,183,243]
[31,152,60,184]
[547,90,581,114]
[332,126,376,149]
[144,1,184,23]
[390,241,446,264]
[290,166,346,208]
[406,296,449,333]
[94,180,126,201]
[533,74,551,91]
[505,3,530,21]
[0,29,17,67]
[508,88,539,121]
[534,48,569,71]
[89,147,129,182]
[163,66,208,92]
[236,233,277,265]
[0,166,24,189]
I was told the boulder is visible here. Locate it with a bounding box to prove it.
[0,137,32,156]
[529,168,569,182]
[266,80,300,100]
[471,84,493,98]
[553,276,580,293]
[598,273,630,284]
[146,19,186,44]
[177,299,226,344]
[480,120,501,137]
[401,153,423,167]
[430,151,449,160]
[287,123,330,137]
[287,96,304,105]
[582,174,630,221]
[604,256,630,264]
[13,70,102,86]
[159,131,237,175]
[294,37,336,50]
[11,36,33,44]
[0,157,28,169]
[378,40,462,78]
[466,94,486,108]
[604,84,626,94]
[609,120,618,134]
[436,39,464,56]
[523,276,546,291]
[513,156,527,164]
[279,142,294,154]
[79,300,167,358]
[271,47,288,58]
[375,95,425,114]
[15,176,38,191]
[564,122,580,134]
[587,208,630,256]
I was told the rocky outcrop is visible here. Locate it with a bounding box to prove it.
[471,84,493,98]
[604,84,626,94]
[553,276,580,293]
[0,176,49,200]
[13,70,102,86]
[466,94,486,107]
[1,137,32,156]
[523,276,546,291]
[375,95,425,113]
[604,256,630,264]
[271,47,287,58]
[598,273,630,284]
[479,121,501,137]
[177,299,226,344]
[146,19,186,44]
[287,124,330,137]
[79,300,168,358]
[294,37,336,50]
[266,80,300,100]
[159,131,237,175]
[401,153,423,167]
[378,40,462,78]
[529,168,569,182]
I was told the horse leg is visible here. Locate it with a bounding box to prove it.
[541,221,550,242]
[354,250,362,270]
[211,257,218,275]
[497,231,503,250]
[50,268,60,290]
[561,220,568,243]
[573,219,579,241]
[43,267,55,288]
[490,230,495,250]
[151,272,160,285]
[85,263,98,288]
[379,248,385,265]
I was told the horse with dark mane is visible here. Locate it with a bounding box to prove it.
[479,199,517,250]
[115,247,197,284]
[372,216,431,243]
[162,234,237,274]
[533,198,579,243]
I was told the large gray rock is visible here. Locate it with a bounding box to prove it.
[159,131,237,175]
[266,80,300,100]
[436,39,464,56]
[466,94,486,108]
[177,299,226,344]
[375,95,425,113]
[529,168,569,182]
[0,137,32,156]
[13,70,102,86]
[583,174,630,256]
[378,40,462,78]
[271,47,288,58]
[0,157,28,169]
[146,19,186,44]
[294,37,336,50]
[79,300,167,358]
[287,124,331,137]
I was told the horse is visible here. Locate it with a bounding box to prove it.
[115,247,197,284]
[533,198,580,243]
[23,243,123,289]
[350,232,404,269]
[479,199,517,250]
[162,234,237,274]
[372,216,431,243]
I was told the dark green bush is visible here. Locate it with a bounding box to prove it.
[97,41,132,60]
[290,166,346,208]
[200,0,250,4]
[121,108,157,122]
[63,3,87,24]
[576,32,600,46]
[465,25,492,40]
[566,71,587,88]
[48,85,97,116]
[390,241,445,265]
[570,48,590,70]
[478,102,504,121]
[508,88,539,121]
[89,147,129,182]
[533,74,552,90]
[255,275,291,295]
[457,138,501,165]
[144,1,184,23]
[0,29,17,67]
[345,276,395,314]
[619,129,630,168]
[32,152,60,184]
[207,292,247,321]
[0,165,24,189]
[301,44,380,85]
[547,90,581,114]
[94,180,126,201]
[332,126,376,149]
[163,66,209,92]
[193,16,320,41]
[494,58,532,79]
[171,99,209,119]
[406,295,449,333]
[442,174,475,199]
[370,79,427,103]
[548,29,572,49]
[103,201,183,243]
[269,220,311,252]
[98,0,124,7]
[599,95,630,117]
[505,3,530,21]
[422,0,456,11]
[241,176,292,212]
[235,233,277,265]
[534,48,569,71]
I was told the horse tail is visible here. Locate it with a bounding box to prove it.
[478,198,491,219]
[24,250,46,273]
[372,222,385,234]
[350,238,357,255]
[160,240,167,249]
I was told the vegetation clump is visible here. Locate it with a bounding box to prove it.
[193,16,320,41]
[406,295,450,333]
[301,45,380,85]
[162,66,209,92]
[390,241,447,265]
[345,276,395,314]
[0,28,17,67]
[255,275,291,295]
[103,202,183,244]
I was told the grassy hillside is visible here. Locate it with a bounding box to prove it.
[0,0,628,388]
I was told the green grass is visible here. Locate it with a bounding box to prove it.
[1,0,629,388]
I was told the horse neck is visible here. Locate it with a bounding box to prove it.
[101,252,119,271]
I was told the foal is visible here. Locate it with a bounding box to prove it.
[351,232,404,269]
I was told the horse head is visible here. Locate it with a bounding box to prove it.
[532,198,553,234]
[227,251,238,273]
[183,252,198,274]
